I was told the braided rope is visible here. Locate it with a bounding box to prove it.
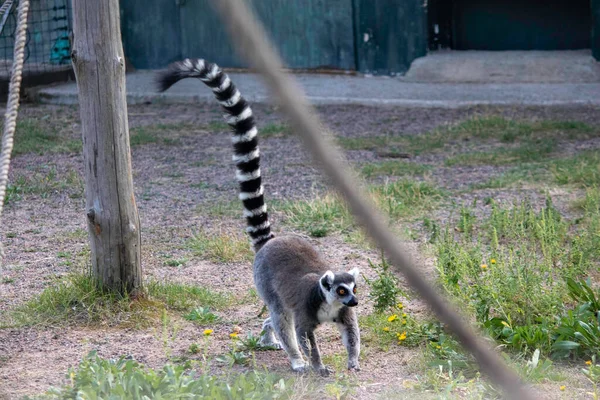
[0,0,30,274]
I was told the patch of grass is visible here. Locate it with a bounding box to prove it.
[38,351,293,399]
[4,167,84,204]
[260,123,290,139]
[361,160,431,178]
[2,274,163,328]
[129,127,159,146]
[445,140,557,167]
[278,180,442,237]
[371,179,443,220]
[11,118,81,155]
[336,117,596,160]
[129,123,190,146]
[470,164,550,189]
[276,193,353,237]
[186,230,253,263]
[336,135,391,151]
[444,116,595,142]
[206,120,229,132]
[202,200,241,218]
[1,273,237,328]
[550,151,600,187]
[147,281,234,312]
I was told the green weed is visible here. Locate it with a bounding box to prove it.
[38,351,292,399]
[430,192,600,357]
[364,256,403,312]
[183,307,220,324]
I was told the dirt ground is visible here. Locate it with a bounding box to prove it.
[0,102,599,399]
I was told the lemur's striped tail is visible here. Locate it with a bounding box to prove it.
[157,59,274,251]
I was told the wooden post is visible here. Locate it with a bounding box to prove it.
[71,0,142,295]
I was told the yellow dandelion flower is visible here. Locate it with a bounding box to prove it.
[481,264,488,270]
[586,360,592,366]
[203,329,214,336]
[402,313,407,318]
[402,320,407,325]
[388,314,398,322]
[229,332,239,339]
[490,259,496,264]
[398,332,407,341]
[436,345,441,349]
[559,385,566,391]
[383,327,390,332]
[397,303,404,309]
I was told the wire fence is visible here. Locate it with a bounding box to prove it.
[0,0,70,79]
[209,0,535,398]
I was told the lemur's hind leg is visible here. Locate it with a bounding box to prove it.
[259,317,282,349]
[266,302,308,373]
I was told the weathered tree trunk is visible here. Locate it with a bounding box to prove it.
[71,0,142,295]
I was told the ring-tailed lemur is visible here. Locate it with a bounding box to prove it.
[157,59,360,375]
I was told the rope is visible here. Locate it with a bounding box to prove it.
[210,1,534,398]
[0,0,30,274]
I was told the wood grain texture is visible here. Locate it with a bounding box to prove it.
[72,0,142,294]
[180,0,355,70]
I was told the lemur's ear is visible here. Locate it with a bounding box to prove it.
[348,267,360,280]
[320,271,335,290]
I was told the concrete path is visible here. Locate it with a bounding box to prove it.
[403,50,600,84]
[35,69,600,108]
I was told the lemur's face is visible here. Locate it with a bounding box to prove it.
[319,268,360,307]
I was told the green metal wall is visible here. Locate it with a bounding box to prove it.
[594,0,600,60]
[120,0,427,75]
[120,0,600,74]
[453,0,590,50]
[353,0,427,75]
[120,0,181,68]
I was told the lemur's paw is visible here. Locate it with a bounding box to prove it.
[259,340,282,350]
[291,359,309,374]
[348,361,361,372]
[315,365,333,377]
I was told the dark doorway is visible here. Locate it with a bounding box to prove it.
[429,0,591,51]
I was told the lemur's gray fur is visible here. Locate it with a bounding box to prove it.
[157,59,360,375]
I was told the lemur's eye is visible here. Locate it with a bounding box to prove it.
[338,288,346,296]
[353,286,357,294]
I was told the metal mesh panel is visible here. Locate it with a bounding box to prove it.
[0,0,71,79]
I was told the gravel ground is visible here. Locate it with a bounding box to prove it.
[0,103,599,399]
